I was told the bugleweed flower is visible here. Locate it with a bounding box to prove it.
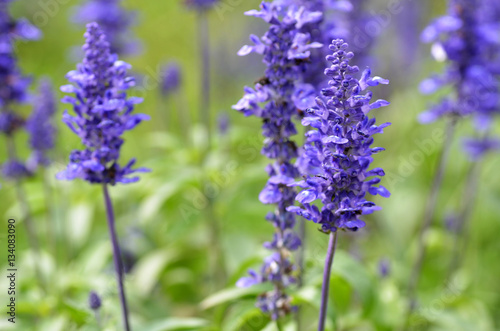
[233,1,322,319]
[0,0,40,180]
[88,291,102,310]
[419,0,500,129]
[25,79,56,170]
[160,62,181,96]
[287,39,390,233]
[72,0,139,55]
[57,23,149,185]
[288,39,390,331]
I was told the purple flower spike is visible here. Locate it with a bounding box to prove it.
[72,0,139,55]
[26,79,56,170]
[58,23,150,185]
[233,1,323,320]
[160,62,181,96]
[88,291,102,310]
[289,39,390,233]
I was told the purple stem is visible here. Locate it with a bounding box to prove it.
[318,231,338,331]
[102,184,131,331]
[198,11,211,149]
[403,117,457,330]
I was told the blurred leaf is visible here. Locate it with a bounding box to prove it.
[139,182,182,223]
[201,284,269,310]
[132,248,178,297]
[67,202,94,249]
[333,251,376,313]
[141,317,209,331]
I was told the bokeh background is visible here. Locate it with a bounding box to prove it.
[0,0,499,330]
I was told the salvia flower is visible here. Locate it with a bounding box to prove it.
[57,23,150,185]
[233,1,322,319]
[25,79,56,170]
[88,291,102,310]
[72,0,139,55]
[287,39,390,233]
[0,0,40,180]
[160,62,181,96]
[419,0,500,128]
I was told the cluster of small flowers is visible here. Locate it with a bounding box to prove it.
[25,79,56,170]
[233,1,322,319]
[420,0,500,159]
[72,0,139,55]
[57,23,150,185]
[0,0,42,180]
[288,39,391,233]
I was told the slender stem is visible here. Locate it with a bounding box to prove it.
[42,168,57,257]
[102,184,131,331]
[295,217,306,330]
[206,194,227,288]
[198,11,211,149]
[318,231,338,331]
[403,118,457,327]
[448,155,481,277]
[175,90,191,145]
[6,136,45,289]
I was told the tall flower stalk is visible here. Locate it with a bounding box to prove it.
[58,23,150,331]
[26,79,57,253]
[405,0,500,324]
[288,39,390,331]
[185,0,219,148]
[233,1,322,321]
[0,0,42,280]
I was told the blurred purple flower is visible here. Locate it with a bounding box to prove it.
[25,79,56,170]
[184,0,219,11]
[160,62,181,96]
[88,291,102,310]
[57,23,150,185]
[72,0,139,55]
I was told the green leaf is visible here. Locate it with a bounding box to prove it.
[132,248,178,297]
[141,318,210,331]
[201,284,269,310]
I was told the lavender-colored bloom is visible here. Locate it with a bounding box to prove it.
[184,0,219,11]
[1,159,31,179]
[378,258,390,278]
[72,0,139,55]
[0,1,40,108]
[419,0,500,126]
[25,79,56,169]
[0,0,40,180]
[233,1,322,319]
[288,39,390,233]
[57,23,150,185]
[88,291,102,310]
[160,62,181,96]
[463,137,500,161]
[217,112,229,135]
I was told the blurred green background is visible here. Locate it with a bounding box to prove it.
[0,0,499,330]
